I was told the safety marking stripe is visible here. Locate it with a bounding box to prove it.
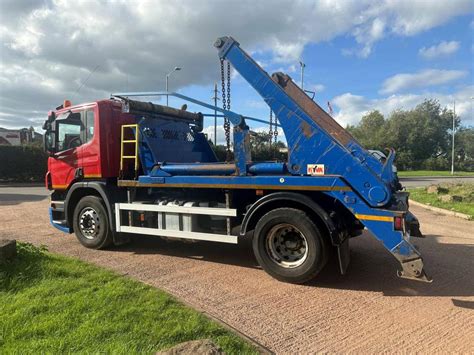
[52,184,68,190]
[355,214,393,222]
[84,174,102,178]
[117,180,351,191]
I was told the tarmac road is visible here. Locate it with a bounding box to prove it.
[0,186,473,353]
[400,176,474,188]
[0,185,49,204]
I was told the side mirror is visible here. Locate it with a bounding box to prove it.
[44,130,56,155]
[43,111,56,130]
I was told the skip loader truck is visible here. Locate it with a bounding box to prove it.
[43,37,431,284]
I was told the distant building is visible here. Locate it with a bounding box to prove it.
[0,127,42,146]
[0,130,21,146]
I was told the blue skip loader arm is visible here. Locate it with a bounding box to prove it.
[215,36,395,208]
[214,36,431,282]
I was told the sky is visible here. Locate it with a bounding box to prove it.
[0,0,473,144]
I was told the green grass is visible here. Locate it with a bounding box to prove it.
[409,183,474,219]
[0,243,257,354]
[398,170,474,177]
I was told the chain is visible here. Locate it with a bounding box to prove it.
[220,59,229,155]
[226,61,231,110]
[220,59,232,160]
[269,108,273,146]
[220,59,226,111]
[225,62,231,159]
[273,118,278,144]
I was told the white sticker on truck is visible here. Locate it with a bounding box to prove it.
[307,164,325,176]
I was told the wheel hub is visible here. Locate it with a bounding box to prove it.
[79,207,100,240]
[266,224,308,268]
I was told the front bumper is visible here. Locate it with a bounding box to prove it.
[48,206,71,233]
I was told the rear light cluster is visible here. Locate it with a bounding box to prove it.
[394,216,404,231]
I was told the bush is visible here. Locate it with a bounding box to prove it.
[421,157,450,171]
[457,158,474,172]
[0,145,48,182]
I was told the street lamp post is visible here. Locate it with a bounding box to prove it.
[299,61,306,90]
[165,66,182,106]
[451,100,456,175]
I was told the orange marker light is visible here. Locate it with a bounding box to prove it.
[63,100,72,108]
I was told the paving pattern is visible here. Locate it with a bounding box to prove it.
[1,192,473,353]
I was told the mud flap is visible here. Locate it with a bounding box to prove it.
[405,211,423,238]
[337,238,350,275]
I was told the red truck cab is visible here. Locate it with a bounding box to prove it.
[44,99,133,191]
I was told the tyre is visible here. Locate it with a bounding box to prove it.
[253,207,328,284]
[73,195,113,249]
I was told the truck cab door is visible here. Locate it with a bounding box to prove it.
[49,114,83,190]
[80,108,100,179]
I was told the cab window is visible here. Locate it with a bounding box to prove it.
[57,121,82,151]
[55,108,95,152]
[84,110,95,143]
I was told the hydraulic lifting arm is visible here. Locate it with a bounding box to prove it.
[214,36,395,208]
[214,36,431,282]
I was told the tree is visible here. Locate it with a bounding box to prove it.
[250,132,287,161]
[455,127,474,171]
[210,131,287,162]
[384,100,459,169]
[348,99,464,170]
[348,110,386,149]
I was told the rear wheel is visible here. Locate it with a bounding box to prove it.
[73,196,113,249]
[253,208,328,284]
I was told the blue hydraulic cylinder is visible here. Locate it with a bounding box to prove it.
[248,162,286,175]
[158,163,236,176]
[152,162,286,176]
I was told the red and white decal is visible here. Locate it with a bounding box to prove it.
[307,164,325,176]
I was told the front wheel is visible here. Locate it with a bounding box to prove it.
[253,208,328,284]
[73,195,113,249]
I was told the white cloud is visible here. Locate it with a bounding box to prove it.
[380,69,467,94]
[271,40,306,63]
[311,84,326,93]
[352,18,386,58]
[0,0,472,128]
[332,85,473,126]
[419,41,460,59]
[343,0,472,57]
[202,125,228,145]
[380,0,472,36]
[245,99,268,110]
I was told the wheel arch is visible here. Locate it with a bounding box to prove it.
[64,182,124,233]
[240,192,343,246]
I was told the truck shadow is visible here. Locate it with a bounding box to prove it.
[114,232,473,299]
[0,193,48,206]
[310,233,474,299]
[115,233,260,270]
[451,299,474,310]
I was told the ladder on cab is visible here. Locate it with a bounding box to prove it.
[120,124,139,179]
